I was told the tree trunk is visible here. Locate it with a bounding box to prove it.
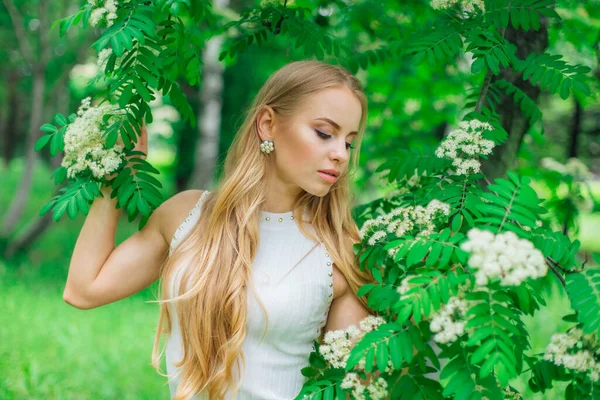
[1,66,46,236]
[3,88,69,259]
[480,21,550,181]
[190,0,229,191]
[1,70,21,166]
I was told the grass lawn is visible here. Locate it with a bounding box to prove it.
[0,267,169,400]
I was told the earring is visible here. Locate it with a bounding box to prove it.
[260,140,274,154]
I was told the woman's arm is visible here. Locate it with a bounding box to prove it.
[323,266,381,387]
[63,189,204,309]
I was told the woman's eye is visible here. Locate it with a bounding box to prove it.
[315,129,331,139]
[316,129,354,150]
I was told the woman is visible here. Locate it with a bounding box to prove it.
[63,60,377,399]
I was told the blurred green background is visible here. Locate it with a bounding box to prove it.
[1,0,599,398]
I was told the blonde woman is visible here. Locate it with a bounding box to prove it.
[63,60,377,399]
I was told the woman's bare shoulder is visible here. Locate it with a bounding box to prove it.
[155,189,206,244]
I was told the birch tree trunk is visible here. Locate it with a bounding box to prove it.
[190,0,230,190]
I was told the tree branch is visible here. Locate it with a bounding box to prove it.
[3,0,35,64]
[546,259,566,287]
[475,70,493,113]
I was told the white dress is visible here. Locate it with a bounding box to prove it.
[165,191,335,399]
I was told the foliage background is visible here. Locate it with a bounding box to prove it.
[0,0,599,398]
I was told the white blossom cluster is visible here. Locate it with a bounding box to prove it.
[340,373,388,400]
[541,157,592,180]
[319,316,386,369]
[61,97,126,180]
[88,0,119,27]
[360,199,451,253]
[429,296,469,344]
[544,328,600,382]
[460,228,547,286]
[430,0,485,13]
[320,326,362,369]
[327,317,388,400]
[435,119,496,175]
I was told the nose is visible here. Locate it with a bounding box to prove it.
[329,138,349,164]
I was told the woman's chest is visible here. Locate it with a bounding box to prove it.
[245,238,335,342]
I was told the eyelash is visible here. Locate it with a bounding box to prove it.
[315,129,355,150]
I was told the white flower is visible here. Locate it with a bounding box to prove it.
[341,373,365,400]
[460,228,547,287]
[89,0,120,27]
[61,97,127,180]
[367,230,387,246]
[435,118,495,176]
[544,328,600,381]
[366,377,388,400]
[319,316,387,370]
[89,8,106,26]
[429,296,469,344]
[340,373,388,400]
[396,277,411,299]
[360,200,452,246]
[359,316,386,333]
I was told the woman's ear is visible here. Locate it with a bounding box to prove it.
[256,106,276,141]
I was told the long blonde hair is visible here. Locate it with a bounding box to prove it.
[151,60,376,399]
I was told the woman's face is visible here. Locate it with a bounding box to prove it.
[257,85,363,199]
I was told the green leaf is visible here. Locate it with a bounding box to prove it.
[50,131,64,156]
[40,200,56,217]
[41,123,58,133]
[357,284,375,297]
[54,113,67,126]
[131,161,159,174]
[470,339,495,364]
[34,135,52,151]
[376,341,389,372]
[480,352,501,378]
[136,171,163,188]
[365,346,375,373]
[566,269,600,335]
[323,386,334,400]
[389,335,403,370]
[137,194,151,217]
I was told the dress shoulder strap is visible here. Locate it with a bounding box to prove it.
[168,190,210,254]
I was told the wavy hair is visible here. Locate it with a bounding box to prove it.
[151,60,376,399]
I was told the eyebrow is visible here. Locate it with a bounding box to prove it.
[315,117,358,137]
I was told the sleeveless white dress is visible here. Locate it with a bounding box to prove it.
[165,191,335,399]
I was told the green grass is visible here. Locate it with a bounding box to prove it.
[0,267,170,400]
[0,158,173,399]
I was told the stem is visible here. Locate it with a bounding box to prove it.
[546,259,566,288]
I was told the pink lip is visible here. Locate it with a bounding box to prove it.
[318,171,337,184]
